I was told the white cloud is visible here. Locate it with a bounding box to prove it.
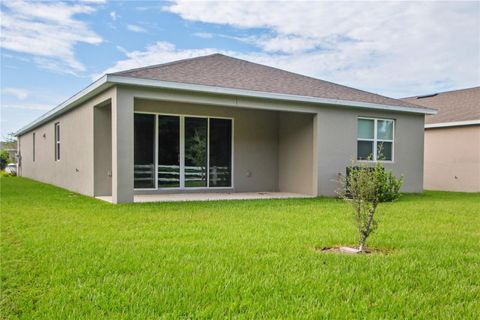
[256,35,320,54]
[80,0,106,3]
[193,32,214,39]
[110,11,118,21]
[163,1,480,97]
[127,24,147,33]
[2,88,29,100]
[0,0,102,74]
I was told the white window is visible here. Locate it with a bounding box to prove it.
[54,122,60,161]
[357,118,394,161]
[33,132,36,162]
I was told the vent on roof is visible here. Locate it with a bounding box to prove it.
[417,93,438,99]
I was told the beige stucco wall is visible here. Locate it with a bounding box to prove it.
[315,107,425,196]
[18,84,426,201]
[117,86,425,199]
[94,103,112,196]
[424,125,480,192]
[18,102,94,195]
[278,112,315,195]
[18,85,316,201]
[18,88,115,196]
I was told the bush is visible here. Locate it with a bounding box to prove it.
[338,160,403,252]
[0,150,9,171]
[0,171,16,177]
[376,168,403,202]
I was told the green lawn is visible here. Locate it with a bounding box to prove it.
[1,177,479,319]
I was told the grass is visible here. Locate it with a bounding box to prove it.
[1,177,479,319]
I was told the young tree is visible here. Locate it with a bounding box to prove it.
[338,160,403,252]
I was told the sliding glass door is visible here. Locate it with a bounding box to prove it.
[134,114,155,189]
[158,116,180,188]
[209,118,232,187]
[134,113,233,190]
[184,117,208,188]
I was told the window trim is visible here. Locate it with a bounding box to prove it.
[134,111,234,191]
[357,117,395,162]
[54,122,60,161]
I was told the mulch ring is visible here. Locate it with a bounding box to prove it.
[316,246,394,255]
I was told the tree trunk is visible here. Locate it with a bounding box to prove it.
[358,202,377,252]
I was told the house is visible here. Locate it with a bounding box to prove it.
[15,54,435,203]
[402,87,480,192]
[0,141,17,163]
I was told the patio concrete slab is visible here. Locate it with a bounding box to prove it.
[96,192,314,203]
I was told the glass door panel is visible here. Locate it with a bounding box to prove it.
[209,118,232,187]
[158,115,180,188]
[184,117,208,188]
[134,114,155,189]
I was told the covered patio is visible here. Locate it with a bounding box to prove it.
[93,90,318,203]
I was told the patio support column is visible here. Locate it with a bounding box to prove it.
[312,113,320,196]
[111,88,134,203]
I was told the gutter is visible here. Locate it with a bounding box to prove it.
[425,119,480,129]
[15,74,437,136]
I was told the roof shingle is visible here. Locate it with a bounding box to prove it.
[402,87,480,124]
[112,53,426,110]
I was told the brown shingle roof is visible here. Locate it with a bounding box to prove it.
[402,87,480,124]
[112,53,426,110]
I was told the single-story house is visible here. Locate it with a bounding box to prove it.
[15,54,435,203]
[0,141,17,163]
[402,87,480,192]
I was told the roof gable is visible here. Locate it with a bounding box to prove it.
[16,54,437,136]
[112,53,423,110]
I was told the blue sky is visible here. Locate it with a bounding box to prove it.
[1,0,479,139]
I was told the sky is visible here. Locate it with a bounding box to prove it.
[1,0,479,139]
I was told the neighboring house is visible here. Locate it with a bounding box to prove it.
[15,54,435,203]
[0,141,17,163]
[402,87,480,192]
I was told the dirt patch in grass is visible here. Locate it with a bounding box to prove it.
[316,246,394,255]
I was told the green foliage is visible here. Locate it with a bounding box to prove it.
[376,167,404,202]
[0,170,16,177]
[185,130,207,166]
[3,132,17,144]
[185,130,207,181]
[1,177,479,318]
[0,149,10,170]
[339,161,403,251]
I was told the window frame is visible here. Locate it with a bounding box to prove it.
[357,117,395,162]
[54,122,60,161]
[134,112,234,191]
